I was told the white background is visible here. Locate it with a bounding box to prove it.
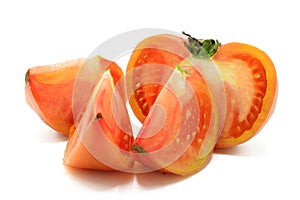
[1,0,299,199]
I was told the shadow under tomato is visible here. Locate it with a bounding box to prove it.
[135,171,188,189]
[65,166,188,191]
[33,128,68,143]
[65,167,134,191]
[213,138,268,157]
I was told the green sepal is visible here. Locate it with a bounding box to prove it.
[182,31,221,58]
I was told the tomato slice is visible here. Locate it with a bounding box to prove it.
[130,66,213,175]
[25,56,123,136]
[64,70,134,170]
[212,42,277,148]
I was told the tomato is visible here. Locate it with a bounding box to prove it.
[126,33,227,174]
[212,43,277,148]
[129,63,214,175]
[127,33,277,149]
[25,56,123,136]
[27,32,277,175]
[64,70,134,170]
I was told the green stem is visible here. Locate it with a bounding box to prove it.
[182,31,221,58]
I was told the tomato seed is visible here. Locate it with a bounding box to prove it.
[186,134,191,141]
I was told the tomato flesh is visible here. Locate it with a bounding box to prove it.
[218,54,267,138]
[213,43,277,148]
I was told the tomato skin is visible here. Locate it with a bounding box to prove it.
[212,42,277,148]
[25,57,123,136]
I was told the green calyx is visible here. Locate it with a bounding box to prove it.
[182,31,221,58]
[130,144,148,154]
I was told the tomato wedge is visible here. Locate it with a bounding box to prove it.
[25,59,84,135]
[212,43,277,148]
[25,56,123,136]
[64,70,134,170]
[130,65,213,175]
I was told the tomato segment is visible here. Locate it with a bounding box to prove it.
[131,66,213,175]
[213,42,277,148]
[25,57,123,136]
[64,70,134,170]
[25,59,85,135]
